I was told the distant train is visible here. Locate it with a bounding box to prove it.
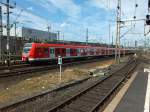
[22,43,132,63]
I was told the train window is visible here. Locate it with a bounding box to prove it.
[36,48,42,56]
[84,49,87,54]
[44,48,49,52]
[44,48,49,55]
[58,48,60,54]
[77,49,80,53]
[37,48,40,52]
[62,48,66,55]
[74,49,77,55]
[92,49,94,53]
[113,49,115,54]
[56,48,61,54]
[66,48,70,54]
[102,49,104,54]
[70,49,73,54]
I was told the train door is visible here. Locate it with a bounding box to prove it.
[94,48,97,56]
[50,48,55,59]
[80,49,84,56]
[77,48,81,56]
[87,48,90,56]
[73,49,77,56]
[66,48,70,57]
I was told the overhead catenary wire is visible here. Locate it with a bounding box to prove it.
[148,0,150,13]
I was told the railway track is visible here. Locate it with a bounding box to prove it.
[47,60,138,112]
[0,59,138,112]
[0,63,30,70]
[0,57,114,78]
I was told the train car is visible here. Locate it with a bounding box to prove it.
[22,43,128,63]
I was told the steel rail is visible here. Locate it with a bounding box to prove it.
[89,62,137,112]
[47,60,137,112]
[0,58,135,111]
[0,59,137,112]
[0,57,114,78]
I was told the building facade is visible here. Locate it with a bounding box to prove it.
[21,27,57,41]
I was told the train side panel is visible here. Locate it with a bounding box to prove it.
[22,43,132,63]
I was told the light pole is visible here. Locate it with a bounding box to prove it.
[14,21,19,38]
[47,25,51,41]
[108,23,111,47]
[111,35,114,45]
[6,0,11,66]
[115,0,121,63]
[123,39,127,48]
[57,31,60,42]
[0,6,2,61]
[63,33,64,43]
[86,28,88,45]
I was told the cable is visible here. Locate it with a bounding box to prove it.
[13,9,23,23]
[148,0,150,13]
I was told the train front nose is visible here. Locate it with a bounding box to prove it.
[22,56,27,61]
[22,54,28,61]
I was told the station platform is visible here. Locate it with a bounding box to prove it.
[104,65,150,112]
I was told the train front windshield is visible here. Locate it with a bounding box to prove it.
[23,43,32,53]
[23,47,31,53]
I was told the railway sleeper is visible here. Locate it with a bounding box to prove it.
[62,105,86,112]
[101,83,118,89]
[58,107,77,112]
[109,77,126,81]
[66,103,94,112]
[68,101,95,109]
[79,97,101,104]
[91,92,111,97]
[110,75,124,79]
[115,69,129,74]
[79,97,104,105]
[87,91,105,96]
[92,86,109,90]
[93,88,112,93]
[86,92,108,98]
[99,83,119,89]
[81,93,103,100]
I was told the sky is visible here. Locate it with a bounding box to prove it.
[0,0,149,46]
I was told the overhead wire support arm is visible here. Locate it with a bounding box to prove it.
[0,1,15,8]
[121,19,146,23]
[120,26,135,39]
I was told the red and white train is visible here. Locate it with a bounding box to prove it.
[22,43,131,63]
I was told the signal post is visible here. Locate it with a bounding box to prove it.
[58,56,62,82]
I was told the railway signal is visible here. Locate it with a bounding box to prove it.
[147,0,150,25]
[58,56,62,82]
[146,15,150,25]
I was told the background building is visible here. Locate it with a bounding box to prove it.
[21,27,57,41]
